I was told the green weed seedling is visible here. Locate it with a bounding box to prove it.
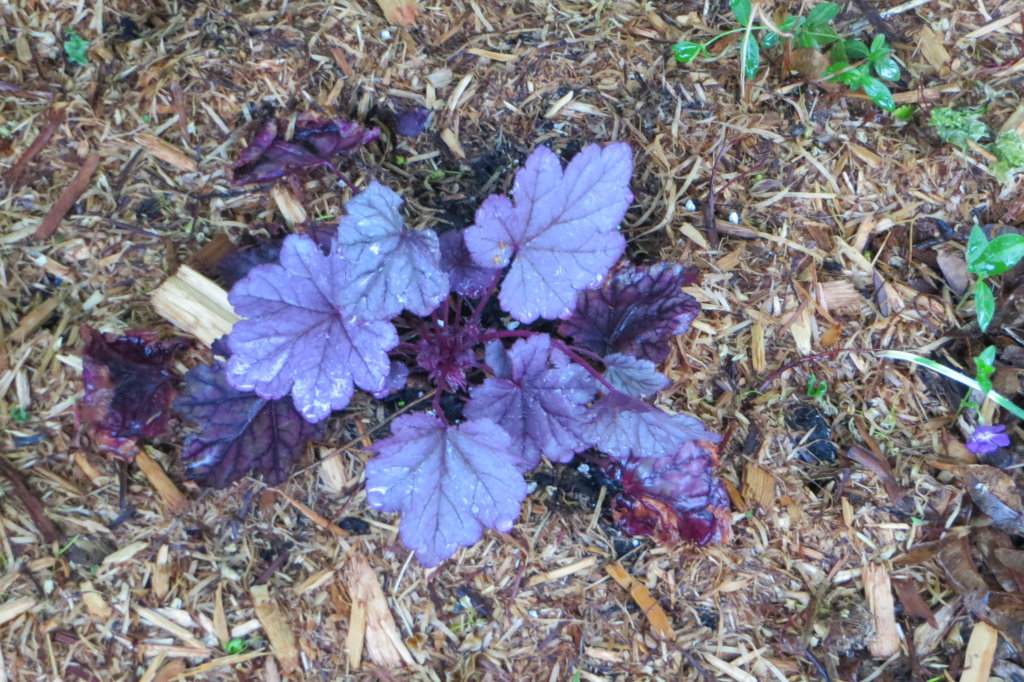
[965,223,1024,332]
[929,107,1024,184]
[672,0,900,110]
[806,373,828,399]
[64,29,90,66]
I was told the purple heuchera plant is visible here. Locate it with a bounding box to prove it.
[192,142,726,566]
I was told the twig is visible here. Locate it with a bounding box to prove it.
[3,107,65,194]
[0,454,61,544]
[33,153,101,241]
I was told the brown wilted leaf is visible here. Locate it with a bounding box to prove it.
[847,445,913,512]
[936,250,970,297]
[955,464,1024,535]
[790,47,830,81]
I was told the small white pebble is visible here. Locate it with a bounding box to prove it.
[528,609,539,618]
[381,29,392,40]
[577,463,590,474]
[684,199,696,211]
[525,481,538,494]
[505,320,520,330]
[728,211,740,224]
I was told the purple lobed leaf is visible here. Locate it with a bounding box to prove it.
[230,116,380,186]
[336,182,449,318]
[602,353,670,398]
[583,390,720,460]
[174,363,323,489]
[465,335,598,467]
[463,143,633,323]
[607,440,731,546]
[365,414,528,567]
[371,361,410,399]
[226,234,398,423]
[484,339,512,379]
[438,229,500,297]
[559,262,701,363]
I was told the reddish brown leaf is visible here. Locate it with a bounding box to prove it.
[847,445,913,512]
[80,326,189,461]
[891,577,937,627]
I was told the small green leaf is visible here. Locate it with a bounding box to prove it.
[741,33,760,80]
[975,281,995,332]
[224,638,247,655]
[872,55,901,81]
[780,15,801,31]
[672,41,703,64]
[869,34,888,57]
[893,104,916,121]
[844,40,870,59]
[978,345,997,370]
[967,225,989,265]
[806,2,841,25]
[797,23,840,48]
[861,77,895,110]
[969,233,1024,276]
[763,31,781,48]
[11,406,29,424]
[64,28,90,66]
[730,0,753,27]
[830,40,848,62]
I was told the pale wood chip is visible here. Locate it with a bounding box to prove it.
[137,447,188,514]
[250,585,299,673]
[960,621,998,682]
[742,463,776,510]
[270,184,307,227]
[375,0,419,27]
[151,266,240,347]
[0,596,37,627]
[346,554,414,668]
[863,562,901,658]
[136,133,198,172]
[819,281,865,310]
[527,556,597,586]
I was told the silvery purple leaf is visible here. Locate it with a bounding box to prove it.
[365,414,527,567]
[560,262,700,363]
[226,234,398,423]
[584,390,720,460]
[438,229,499,297]
[372,361,410,399]
[463,143,633,323]
[484,339,512,379]
[175,363,323,489]
[336,182,449,318]
[465,335,597,467]
[602,353,670,398]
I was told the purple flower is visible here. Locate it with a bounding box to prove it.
[966,425,1011,454]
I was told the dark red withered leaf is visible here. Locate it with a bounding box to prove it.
[230,115,380,186]
[604,440,731,546]
[80,326,189,460]
[174,363,324,489]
